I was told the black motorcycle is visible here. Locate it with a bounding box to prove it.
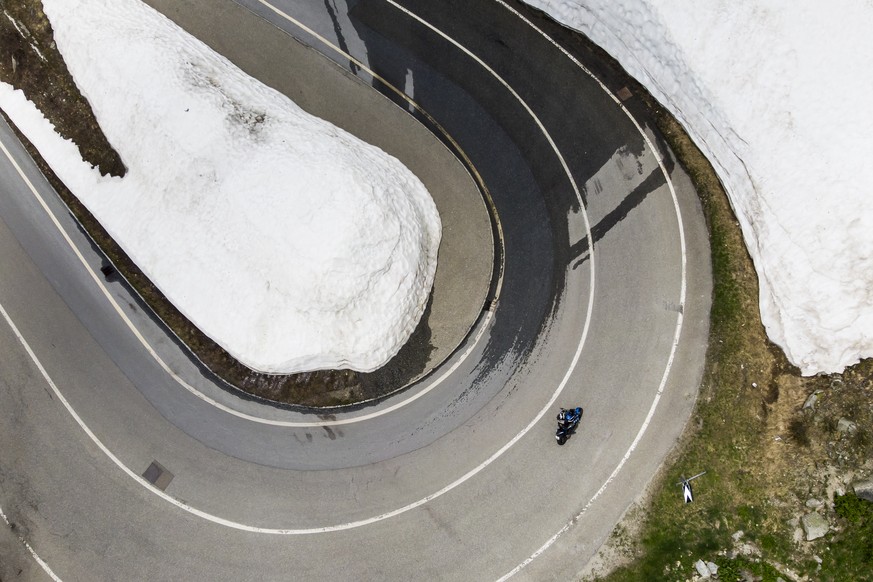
[555,407,583,445]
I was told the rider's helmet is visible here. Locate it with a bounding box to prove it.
[557,409,567,422]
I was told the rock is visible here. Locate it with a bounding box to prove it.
[852,478,873,502]
[805,498,822,508]
[694,559,711,578]
[837,418,857,433]
[802,390,823,410]
[732,529,745,542]
[802,512,829,541]
[707,561,719,575]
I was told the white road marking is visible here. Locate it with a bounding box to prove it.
[2,0,507,428]
[0,0,594,535]
[252,0,506,292]
[0,7,688,581]
[492,2,688,579]
[0,288,584,535]
[0,120,497,427]
[0,505,63,582]
[404,68,415,113]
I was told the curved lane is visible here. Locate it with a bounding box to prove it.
[0,0,712,580]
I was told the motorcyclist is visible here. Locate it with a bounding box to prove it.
[557,408,576,431]
[555,407,583,445]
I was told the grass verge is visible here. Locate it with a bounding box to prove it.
[587,61,873,582]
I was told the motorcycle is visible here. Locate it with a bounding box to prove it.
[555,407,583,445]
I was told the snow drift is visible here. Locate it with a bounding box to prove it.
[523,0,873,374]
[0,0,441,373]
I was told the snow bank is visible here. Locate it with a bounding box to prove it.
[524,0,873,374]
[1,0,441,373]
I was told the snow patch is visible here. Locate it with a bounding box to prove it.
[524,0,873,374]
[0,0,441,374]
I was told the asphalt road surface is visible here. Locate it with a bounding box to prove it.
[0,1,712,580]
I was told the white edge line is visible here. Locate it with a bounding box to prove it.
[0,1,598,536]
[0,129,492,428]
[5,0,510,429]
[493,2,689,579]
[251,0,512,301]
[0,505,63,582]
[0,0,688,557]
[0,289,588,535]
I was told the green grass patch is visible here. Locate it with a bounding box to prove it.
[714,555,785,582]
[820,493,873,579]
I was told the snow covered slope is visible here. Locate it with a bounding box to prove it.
[523,0,873,374]
[0,0,441,374]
